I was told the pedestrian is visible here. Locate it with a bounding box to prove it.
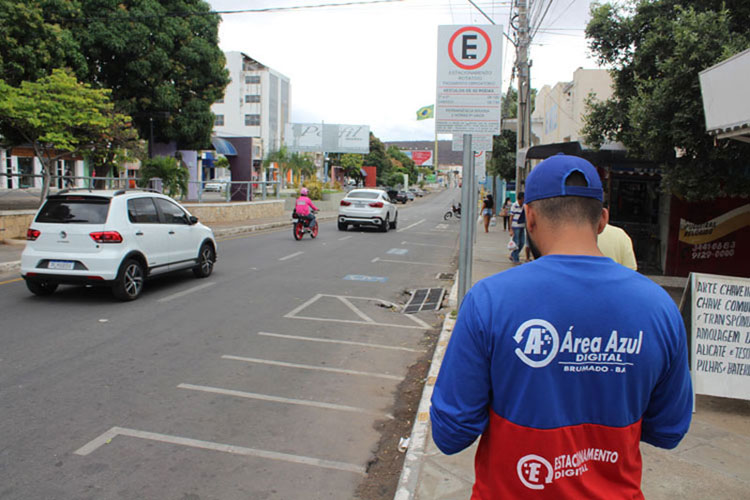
[598,223,638,270]
[500,197,511,231]
[481,193,494,233]
[430,154,692,499]
[508,192,525,264]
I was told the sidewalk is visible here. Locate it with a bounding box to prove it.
[0,211,338,276]
[396,224,750,500]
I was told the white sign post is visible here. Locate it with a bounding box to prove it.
[474,151,487,183]
[436,25,502,307]
[689,272,750,401]
[452,134,493,152]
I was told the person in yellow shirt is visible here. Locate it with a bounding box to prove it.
[598,223,637,270]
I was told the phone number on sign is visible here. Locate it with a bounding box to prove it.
[692,241,736,260]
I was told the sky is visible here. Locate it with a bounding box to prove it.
[208,0,603,142]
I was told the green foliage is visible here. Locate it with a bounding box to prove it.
[84,108,143,182]
[340,153,364,179]
[138,155,189,198]
[302,178,323,200]
[584,0,750,200]
[0,0,229,151]
[0,68,130,199]
[364,133,392,184]
[214,155,230,170]
[488,129,518,181]
[386,146,417,180]
[289,152,316,183]
[502,87,537,118]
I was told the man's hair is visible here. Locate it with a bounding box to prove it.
[528,171,602,227]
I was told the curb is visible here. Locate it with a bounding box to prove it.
[394,277,459,500]
[0,260,21,274]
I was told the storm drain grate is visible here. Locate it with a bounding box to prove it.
[403,288,445,314]
[436,272,455,280]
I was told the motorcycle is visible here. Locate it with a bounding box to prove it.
[443,203,462,220]
[292,210,319,240]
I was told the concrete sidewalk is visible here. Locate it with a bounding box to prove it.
[396,224,750,500]
[0,212,338,276]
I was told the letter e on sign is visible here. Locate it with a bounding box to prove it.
[449,27,492,70]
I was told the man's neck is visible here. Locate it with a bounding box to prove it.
[541,226,603,257]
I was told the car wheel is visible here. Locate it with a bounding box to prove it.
[112,258,145,301]
[26,279,58,297]
[389,213,397,230]
[193,243,215,278]
[381,214,390,233]
[338,222,348,231]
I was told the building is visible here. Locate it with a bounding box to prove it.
[211,52,291,161]
[531,68,614,145]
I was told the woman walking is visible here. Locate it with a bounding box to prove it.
[481,194,494,233]
[500,197,511,231]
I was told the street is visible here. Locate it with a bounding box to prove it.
[0,189,461,500]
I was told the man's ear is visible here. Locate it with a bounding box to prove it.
[525,204,536,232]
[597,207,609,235]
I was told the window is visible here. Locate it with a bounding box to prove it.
[155,198,189,225]
[36,197,111,224]
[245,114,261,126]
[127,198,159,223]
[245,94,261,103]
[214,114,224,126]
[216,97,224,104]
[245,75,261,84]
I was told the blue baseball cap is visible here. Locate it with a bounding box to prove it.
[525,154,603,204]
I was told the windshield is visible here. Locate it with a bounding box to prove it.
[347,192,380,199]
[35,197,111,224]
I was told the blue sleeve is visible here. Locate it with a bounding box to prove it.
[640,309,693,449]
[430,290,492,454]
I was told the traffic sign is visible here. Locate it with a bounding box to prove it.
[452,134,493,152]
[436,25,503,135]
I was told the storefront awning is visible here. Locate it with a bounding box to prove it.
[211,137,237,156]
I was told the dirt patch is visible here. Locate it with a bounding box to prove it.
[355,327,439,500]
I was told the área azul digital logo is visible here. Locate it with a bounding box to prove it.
[513,319,560,368]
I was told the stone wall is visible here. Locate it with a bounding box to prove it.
[283,192,346,212]
[0,201,285,241]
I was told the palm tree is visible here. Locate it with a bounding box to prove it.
[288,153,315,185]
[262,146,291,188]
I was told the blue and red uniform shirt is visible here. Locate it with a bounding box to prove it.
[431,255,693,499]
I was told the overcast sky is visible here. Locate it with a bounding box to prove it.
[208,0,602,141]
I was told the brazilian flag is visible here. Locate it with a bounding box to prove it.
[417,104,434,120]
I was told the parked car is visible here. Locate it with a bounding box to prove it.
[21,189,217,301]
[204,179,228,192]
[409,188,425,197]
[387,189,408,204]
[405,191,415,201]
[338,188,398,232]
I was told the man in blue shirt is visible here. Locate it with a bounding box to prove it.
[431,154,692,499]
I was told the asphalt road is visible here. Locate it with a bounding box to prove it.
[0,188,462,500]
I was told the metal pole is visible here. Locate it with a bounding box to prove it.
[457,134,474,308]
[149,117,154,159]
[515,0,530,190]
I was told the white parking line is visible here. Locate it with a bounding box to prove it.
[279,251,304,261]
[222,355,404,381]
[338,235,353,241]
[74,426,365,474]
[396,218,426,233]
[338,296,375,323]
[178,383,393,419]
[401,241,455,249]
[157,282,215,303]
[257,332,425,353]
[374,258,444,267]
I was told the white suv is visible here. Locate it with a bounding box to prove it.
[21,189,217,301]
[338,188,398,232]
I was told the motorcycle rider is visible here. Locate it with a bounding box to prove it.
[294,187,319,227]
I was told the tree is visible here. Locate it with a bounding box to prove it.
[84,107,143,186]
[583,0,750,200]
[488,129,518,181]
[501,87,537,119]
[340,153,364,182]
[138,155,189,198]
[386,146,416,180]
[0,0,230,151]
[263,146,291,188]
[0,69,132,200]
[288,152,316,185]
[364,133,392,184]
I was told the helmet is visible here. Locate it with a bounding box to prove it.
[300,187,309,196]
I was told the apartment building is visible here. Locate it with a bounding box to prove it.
[211,52,291,159]
[531,68,614,145]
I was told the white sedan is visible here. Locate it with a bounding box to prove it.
[338,189,398,232]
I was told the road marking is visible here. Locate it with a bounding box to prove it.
[285,293,432,330]
[222,355,404,381]
[338,235,353,241]
[279,251,304,261]
[157,282,215,303]
[396,218,426,233]
[373,258,444,267]
[178,383,393,419]
[343,274,388,283]
[401,241,454,249]
[257,332,425,353]
[338,296,375,323]
[74,426,365,474]
[386,248,409,255]
[371,257,380,263]
[0,277,22,286]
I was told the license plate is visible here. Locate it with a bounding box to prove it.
[355,202,365,208]
[48,260,74,270]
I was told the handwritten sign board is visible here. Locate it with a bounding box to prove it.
[689,272,750,400]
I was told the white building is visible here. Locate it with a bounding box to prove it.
[211,52,291,159]
[531,68,614,145]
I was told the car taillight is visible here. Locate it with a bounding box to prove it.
[89,231,123,243]
[369,201,384,208]
[340,200,351,206]
[27,229,40,241]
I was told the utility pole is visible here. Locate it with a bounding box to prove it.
[515,0,531,193]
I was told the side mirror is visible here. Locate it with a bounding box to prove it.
[189,215,199,225]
